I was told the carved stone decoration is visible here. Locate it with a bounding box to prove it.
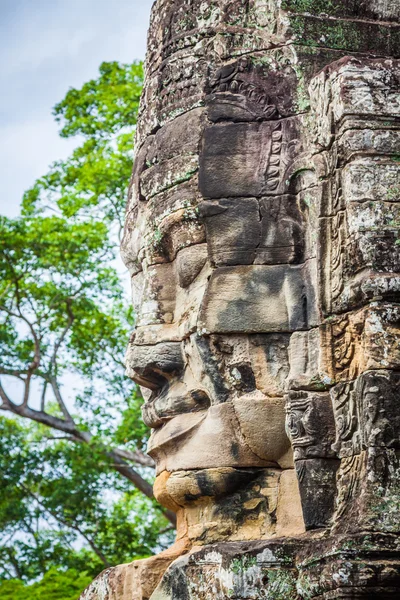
[83,1,400,599]
[285,391,339,529]
[285,391,337,461]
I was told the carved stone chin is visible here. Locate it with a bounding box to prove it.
[83,1,400,599]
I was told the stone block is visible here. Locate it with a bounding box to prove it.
[200,194,306,267]
[257,195,305,264]
[199,263,318,334]
[288,16,400,57]
[144,204,205,265]
[125,341,183,398]
[287,328,332,390]
[276,469,306,537]
[146,177,200,224]
[140,154,198,200]
[331,370,400,460]
[164,468,303,545]
[233,394,293,468]
[150,539,301,600]
[206,56,298,122]
[135,263,176,327]
[250,333,291,396]
[175,244,208,288]
[295,458,340,530]
[297,533,400,600]
[323,305,400,384]
[334,448,400,534]
[282,1,400,21]
[199,119,300,198]
[339,128,400,160]
[342,159,400,204]
[200,198,261,266]
[146,108,205,164]
[121,205,146,276]
[147,404,277,475]
[319,208,400,314]
[359,370,400,450]
[328,58,400,120]
[346,230,400,276]
[207,333,291,397]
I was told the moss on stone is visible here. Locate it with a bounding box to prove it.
[282,0,339,15]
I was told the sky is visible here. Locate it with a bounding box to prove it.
[0,0,154,218]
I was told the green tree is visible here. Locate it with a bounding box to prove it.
[0,416,173,582]
[0,59,175,588]
[0,569,93,600]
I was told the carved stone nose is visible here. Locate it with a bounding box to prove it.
[125,341,184,391]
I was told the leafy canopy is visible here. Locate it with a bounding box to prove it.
[23,61,143,232]
[0,59,175,596]
[0,416,172,582]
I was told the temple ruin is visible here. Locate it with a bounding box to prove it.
[83,1,400,598]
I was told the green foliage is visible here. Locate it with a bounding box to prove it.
[0,568,93,600]
[53,61,143,139]
[0,59,174,592]
[0,416,173,582]
[22,61,143,231]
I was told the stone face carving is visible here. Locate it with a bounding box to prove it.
[83,1,400,599]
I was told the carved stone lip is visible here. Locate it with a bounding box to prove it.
[142,387,211,429]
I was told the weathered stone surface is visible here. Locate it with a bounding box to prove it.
[175,244,208,288]
[83,0,400,598]
[199,263,318,334]
[331,370,400,460]
[287,327,332,391]
[207,333,291,397]
[200,197,261,266]
[206,56,299,123]
[297,532,400,600]
[334,448,400,535]
[258,195,305,264]
[233,394,293,468]
[285,391,337,460]
[200,194,307,267]
[150,539,301,600]
[295,458,340,530]
[81,539,190,600]
[161,467,304,544]
[199,119,301,199]
[146,108,205,165]
[147,399,294,474]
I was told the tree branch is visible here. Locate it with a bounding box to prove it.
[48,376,74,423]
[40,380,47,412]
[0,302,41,409]
[19,482,111,568]
[0,386,175,526]
[110,446,154,468]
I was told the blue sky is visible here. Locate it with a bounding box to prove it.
[0,0,154,217]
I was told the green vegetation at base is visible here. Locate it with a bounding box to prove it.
[0,569,92,600]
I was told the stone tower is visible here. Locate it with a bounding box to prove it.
[83,1,400,598]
